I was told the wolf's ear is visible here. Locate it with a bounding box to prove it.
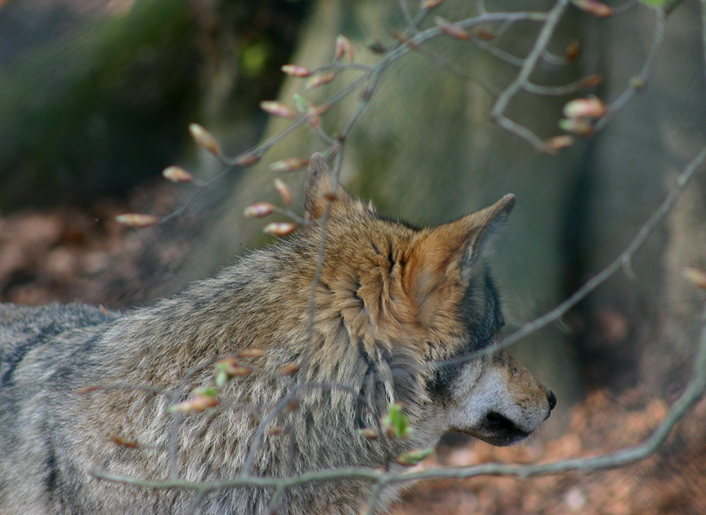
[404,195,515,321]
[304,153,354,220]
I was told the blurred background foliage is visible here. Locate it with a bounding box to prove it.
[0,0,310,208]
[1,0,706,448]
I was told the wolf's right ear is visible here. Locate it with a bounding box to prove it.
[304,153,353,220]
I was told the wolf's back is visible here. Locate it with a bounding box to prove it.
[0,303,117,514]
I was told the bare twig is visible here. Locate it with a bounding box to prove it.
[89,306,706,488]
[594,6,665,131]
[433,144,706,370]
[490,0,571,150]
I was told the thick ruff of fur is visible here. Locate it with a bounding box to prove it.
[0,153,555,514]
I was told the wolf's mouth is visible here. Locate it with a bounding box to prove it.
[451,411,532,446]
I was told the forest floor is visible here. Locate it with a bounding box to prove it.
[1,193,705,515]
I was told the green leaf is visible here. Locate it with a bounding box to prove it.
[395,447,434,466]
[292,93,310,114]
[193,386,219,398]
[215,369,230,388]
[382,402,413,439]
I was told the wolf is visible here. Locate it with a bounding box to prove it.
[0,153,555,514]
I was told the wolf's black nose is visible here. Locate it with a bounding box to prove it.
[548,390,557,411]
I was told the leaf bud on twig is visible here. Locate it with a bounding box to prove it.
[420,0,444,8]
[269,158,309,173]
[571,0,614,17]
[162,166,194,183]
[264,223,298,238]
[281,64,311,77]
[543,135,575,154]
[563,96,606,119]
[115,214,160,228]
[274,178,293,207]
[234,152,262,167]
[259,101,296,119]
[283,399,300,414]
[188,123,221,156]
[168,395,219,414]
[277,362,300,376]
[358,428,379,440]
[395,447,433,466]
[559,117,595,136]
[565,40,580,62]
[581,74,603,87]
[110,436,140,449]
[366,39,387,55]
[238,348,266,359]
[434,17,470,40]
[473,27,495,40]
[306,72,337,90]
[244,202,276,218]
[334,35,355,62]
[683,267,706,289]
[629,76,647,90]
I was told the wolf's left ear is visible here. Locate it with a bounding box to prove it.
[457,193,515,267]
[406,194,515,308]
[304,153,354,220]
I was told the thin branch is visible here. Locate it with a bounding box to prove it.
[523,76,597,96]
[490,0,571,149]
[594,6,665,132]
[89,306,706,488]
[399,0,414,26]
[432,144,706,371]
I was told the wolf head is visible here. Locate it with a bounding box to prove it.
[301,153,555,447]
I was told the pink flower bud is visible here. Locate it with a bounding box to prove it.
[259,101,296,119]
[683,267,706,289]
[238,348,266,358]
[473,27,495,40]
[565,40,580,62]
[188,123,221,156]
[169,395,219,414]
[162,166,194,183]
[334,35,355,62]
[277,362,300,376]
[115,213,160,228]
[244,202,276,218]
[581,74,603,87]
[306,72,336,90]
[110,436,140,449]
[269,158,309,173]
[274,178,292,207]
[283,399,299,414]
[264,223,298,237]
[563,96,606,119]
[281,64,311,77]
[434,17,470,40]
[306,107,321,130]
[542,135,575,154]
[571,0,613,18]
[235,152,262,167]
[559,117,594,136]
[358,428,379,440]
